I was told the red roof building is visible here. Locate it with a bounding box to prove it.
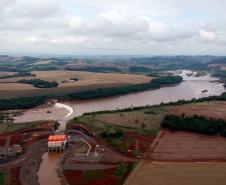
[48,135,67,151]
[48,135,66,142]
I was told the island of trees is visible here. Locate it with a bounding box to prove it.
[18,79,58,88]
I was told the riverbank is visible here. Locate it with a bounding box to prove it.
[0,75,183,111]
[20,140,47,185]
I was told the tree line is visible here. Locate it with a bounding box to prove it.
[162,114,226,137]
[0,72,35,79]
[65,66,121,73]
[18,79,58,88]
[68,82,161,100]
[0,96,47,110]
[68,75,183,100]
[151,75,183,84]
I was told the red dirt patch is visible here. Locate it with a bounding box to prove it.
[123,132,154,159]
[149,130,226,161]
[0,137,6,146]
[10,135,22,145]
[64,168,119,185]
[64,162,134,185]
[10,166,22,185]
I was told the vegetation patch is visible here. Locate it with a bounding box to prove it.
[100,128,123,139]
[0,96,47,110]
[0,172,3,185]
[151,75,183,85]
[65,66,121,73]
[70,77,79,81]
[114,163,128,177]
[68,82,160,100]
[0,121,46,134]
[212,69,226,78]
[129,66,151,73]
[162,114,226,137]
[0,72,35,79]
[18,79,58,88]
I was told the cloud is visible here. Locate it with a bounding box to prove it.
[199,30,216,41]
[0,0,226,55]
[17,0,62,18]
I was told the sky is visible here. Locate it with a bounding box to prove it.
[1,0,226,56]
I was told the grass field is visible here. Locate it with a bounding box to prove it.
[0,121,46,134]
[94,106,171,131]
[170,101,226,120]
[74,106,172,135]
[124,161,226,185]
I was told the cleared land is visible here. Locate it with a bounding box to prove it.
[124,161,226,185]
[0,70,152,89]
[0,72,15,77]
[0,71,152,98]
[149,130,226,161]
[170,101,226,120]
[0,83,38,90]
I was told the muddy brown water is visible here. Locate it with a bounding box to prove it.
[38,152,62,185]
[14,70,226,185]
[15,70,226,124]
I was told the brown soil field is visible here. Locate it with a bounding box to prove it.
[0,70,152,97]
[0,71,15,77]
[124,161,226,185]
[0,82,38,90]
[0,83,126,98]
[149,130,226,161]
[170,101,226,120]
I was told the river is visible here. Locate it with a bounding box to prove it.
[14,70,225,123]
[15,70,225,185]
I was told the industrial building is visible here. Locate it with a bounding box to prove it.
[48,135,67,152]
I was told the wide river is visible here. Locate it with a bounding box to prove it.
[15,70,225,123]
[14,70,225,185]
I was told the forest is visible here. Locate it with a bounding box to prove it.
[151,75,183,84]
[0,96,47,110]
[162,114,226,137]
[68,82,161,100]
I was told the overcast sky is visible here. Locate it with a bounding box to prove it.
[1,0,226,56]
